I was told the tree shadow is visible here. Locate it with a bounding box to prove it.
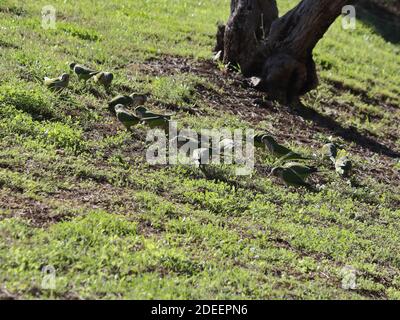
[291,103,400,158]
[356,0,400,44]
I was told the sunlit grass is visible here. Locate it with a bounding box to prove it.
[0,0,399,300]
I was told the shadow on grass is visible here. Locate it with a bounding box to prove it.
[292,103,400,158]
[356,0,400,44]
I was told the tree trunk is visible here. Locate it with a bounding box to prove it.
[221,0,278,74]
[217,0,354,104]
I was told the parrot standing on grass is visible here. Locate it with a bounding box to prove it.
[94,72,114,88]
[335,156,352,177]
[130,94,149,107]
[271,166,313,190]
[282,162,319,180]
[321,143,338,164]
[254,134,311,161]
[108,93,148,112]
[44,73,70,91]
[141,116,170,131]
[115,104,140,130]
[253,133,269,149]
[69,63,99,81]
[109,95,135,109]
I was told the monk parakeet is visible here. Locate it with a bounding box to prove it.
[282,162,319,180]
[131,93,149,107]
[94,72,114,88]
[115,104,140,130]
[135,106,172,120]
[335,156,352,177]
[109,95,134,110]
[271,166,313,190]
[44,73,70,91]
[108,93,148,111]
[141,116,170,131]
[321,143,338,163]
[253,133,269,149]
[69,63,99,81]
[260,135,310,161]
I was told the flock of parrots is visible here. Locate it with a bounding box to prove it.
[44,63,352,190]
[255,135,353,190]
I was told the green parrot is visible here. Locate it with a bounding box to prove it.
[321,143,338,163]
[131,94,149,107]
[93,72,114,88]
[109,95,134,110]
[259,135,310,161]
[108,93,148,111]
[271,166,313,190]
[141,116,170,131]
[282,162,318,180]
[69,63,99,81]
[335,156,352,177]
[253,133,271,149]
[115,104,140,130]
[135,106,172,120]
[44,73,70,91]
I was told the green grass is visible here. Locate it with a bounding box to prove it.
[0,0,400,299]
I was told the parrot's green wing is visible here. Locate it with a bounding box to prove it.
[44,75,69,91]
[273,143,294,157]
[282,168,312,189]
[253,134,267,149]
[146,111,171,120]
[283,162,318,179]
[94,72,113,88]
[142,116,170,130]
[74,65,99,81]
[276,151,312,163]
[116,108,140,129]
[109,95,133,108]
[136,107,171,120]
[269,140,310,160]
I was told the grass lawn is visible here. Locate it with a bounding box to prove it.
[0,0,400,299]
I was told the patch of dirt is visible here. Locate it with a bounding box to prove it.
[52,185,140,216]
[0,192,72,227]
[0,184,141,227]
[0,40,20,50]
[137,219,163,237]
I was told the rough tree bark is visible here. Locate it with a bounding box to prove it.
[216,0,354,104]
